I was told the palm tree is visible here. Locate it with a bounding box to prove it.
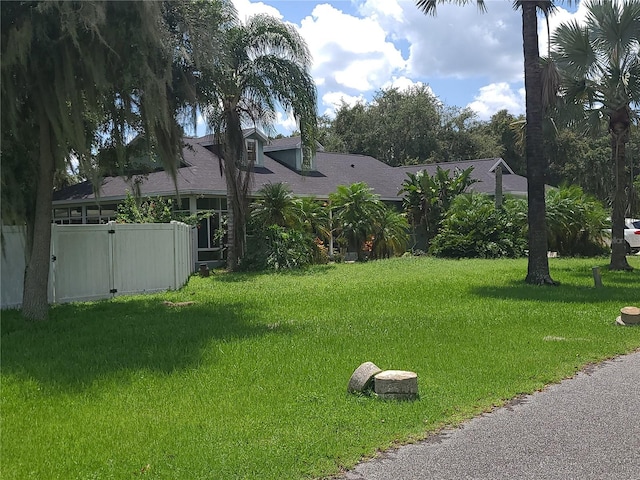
[370,208,410,259]
[250,182,299,229]
[552,0,640,270]
[203,14,318,271]
[330,182,385,260]
[416,0,563,285]
[297,196,331,243]
[399,166,477,249]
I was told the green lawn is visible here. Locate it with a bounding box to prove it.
[2,256,640,479]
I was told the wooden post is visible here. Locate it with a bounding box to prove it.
[592,267,603,288]
[495,164,503,209]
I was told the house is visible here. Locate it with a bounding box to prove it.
[52,130,529,268]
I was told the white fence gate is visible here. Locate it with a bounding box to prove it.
[1,221,193,309]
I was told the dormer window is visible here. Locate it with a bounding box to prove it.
[246,139,257,164]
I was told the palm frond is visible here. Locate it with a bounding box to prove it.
[416,0,486,16]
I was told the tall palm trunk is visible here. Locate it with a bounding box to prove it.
[224,176,237,270]
[609,109,632,270]
[222,138,243,271]
[22,107,55,320]
[522,3,555,285]
[221,108,249,271]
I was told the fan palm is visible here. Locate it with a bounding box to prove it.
[552,0,640,270]
[297,196,331,242]
[416,0,568,285]
[250,182,299,229]
[330,182,385,259]
[371,208,410,259]
[202,14,318,271]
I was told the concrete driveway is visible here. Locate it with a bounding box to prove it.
[342,350,640,480]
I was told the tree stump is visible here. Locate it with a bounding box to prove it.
[617,306,640,325]
[348,362,382,393]
[374,370,418,401]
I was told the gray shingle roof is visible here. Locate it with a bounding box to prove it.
[53,139,529,205]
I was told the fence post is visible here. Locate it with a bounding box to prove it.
[172,221,179,290]
[592,267,603,288]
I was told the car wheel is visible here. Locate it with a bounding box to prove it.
[626,241,632,255]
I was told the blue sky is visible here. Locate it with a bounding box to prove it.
[199,0,586,135]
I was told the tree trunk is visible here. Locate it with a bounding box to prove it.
[522,4,556,285]
[609,115,632,270]
[222,143,244,272]
[221,108,249,271]
[225,183,237,270]
[22,109,55,320]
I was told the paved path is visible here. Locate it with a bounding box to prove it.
[343,351,640,480]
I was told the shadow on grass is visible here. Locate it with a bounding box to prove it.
[472,276,639,304]
[1,296,297,392]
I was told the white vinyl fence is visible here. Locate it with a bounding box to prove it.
[1,221,193,309]
[1,225,30,309]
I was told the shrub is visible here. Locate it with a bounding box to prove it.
[545,185,609,256]
[116,191,173,223]
[242,225,315,271]
[399,166,478,249]
[116,191,212,227]
[430,194,527,259]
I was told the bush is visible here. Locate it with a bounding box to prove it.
[545,185,609,256]
[430,186,611,259]
[116,192,173,223]
[241,225,316,271]
[430,194,527,259]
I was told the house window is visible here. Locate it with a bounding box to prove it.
[197,212,225,262]
[194,196,228,264]
[85,203,117,224]
[100,204,117,222]
[53,207,83,224]
[246,139,256,164]
[196,197,220,210]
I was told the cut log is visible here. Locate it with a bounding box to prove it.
[617,306,640,325]
[374,370,418,401]
[348,362,382,393]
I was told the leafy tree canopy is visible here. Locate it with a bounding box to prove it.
[1,0,234,319]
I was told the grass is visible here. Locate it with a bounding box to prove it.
[2,256,640,479]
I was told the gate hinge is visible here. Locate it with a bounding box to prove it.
[110,288,118,294]
[51,255,57,262]
[108,229,116,234]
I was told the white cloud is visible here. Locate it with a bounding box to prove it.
[299,4,406,93]
[230,0,561,132]
[538,1,590,56]
[381,77,432,94]
[232,0,283,22]
[321,91,367,117]
[275,110,298,134]
[467,82,526,121]
[358,0,405,24]
[397,2,524,83]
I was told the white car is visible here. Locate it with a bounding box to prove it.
[604,218,640,254]
[625,218,640,254]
